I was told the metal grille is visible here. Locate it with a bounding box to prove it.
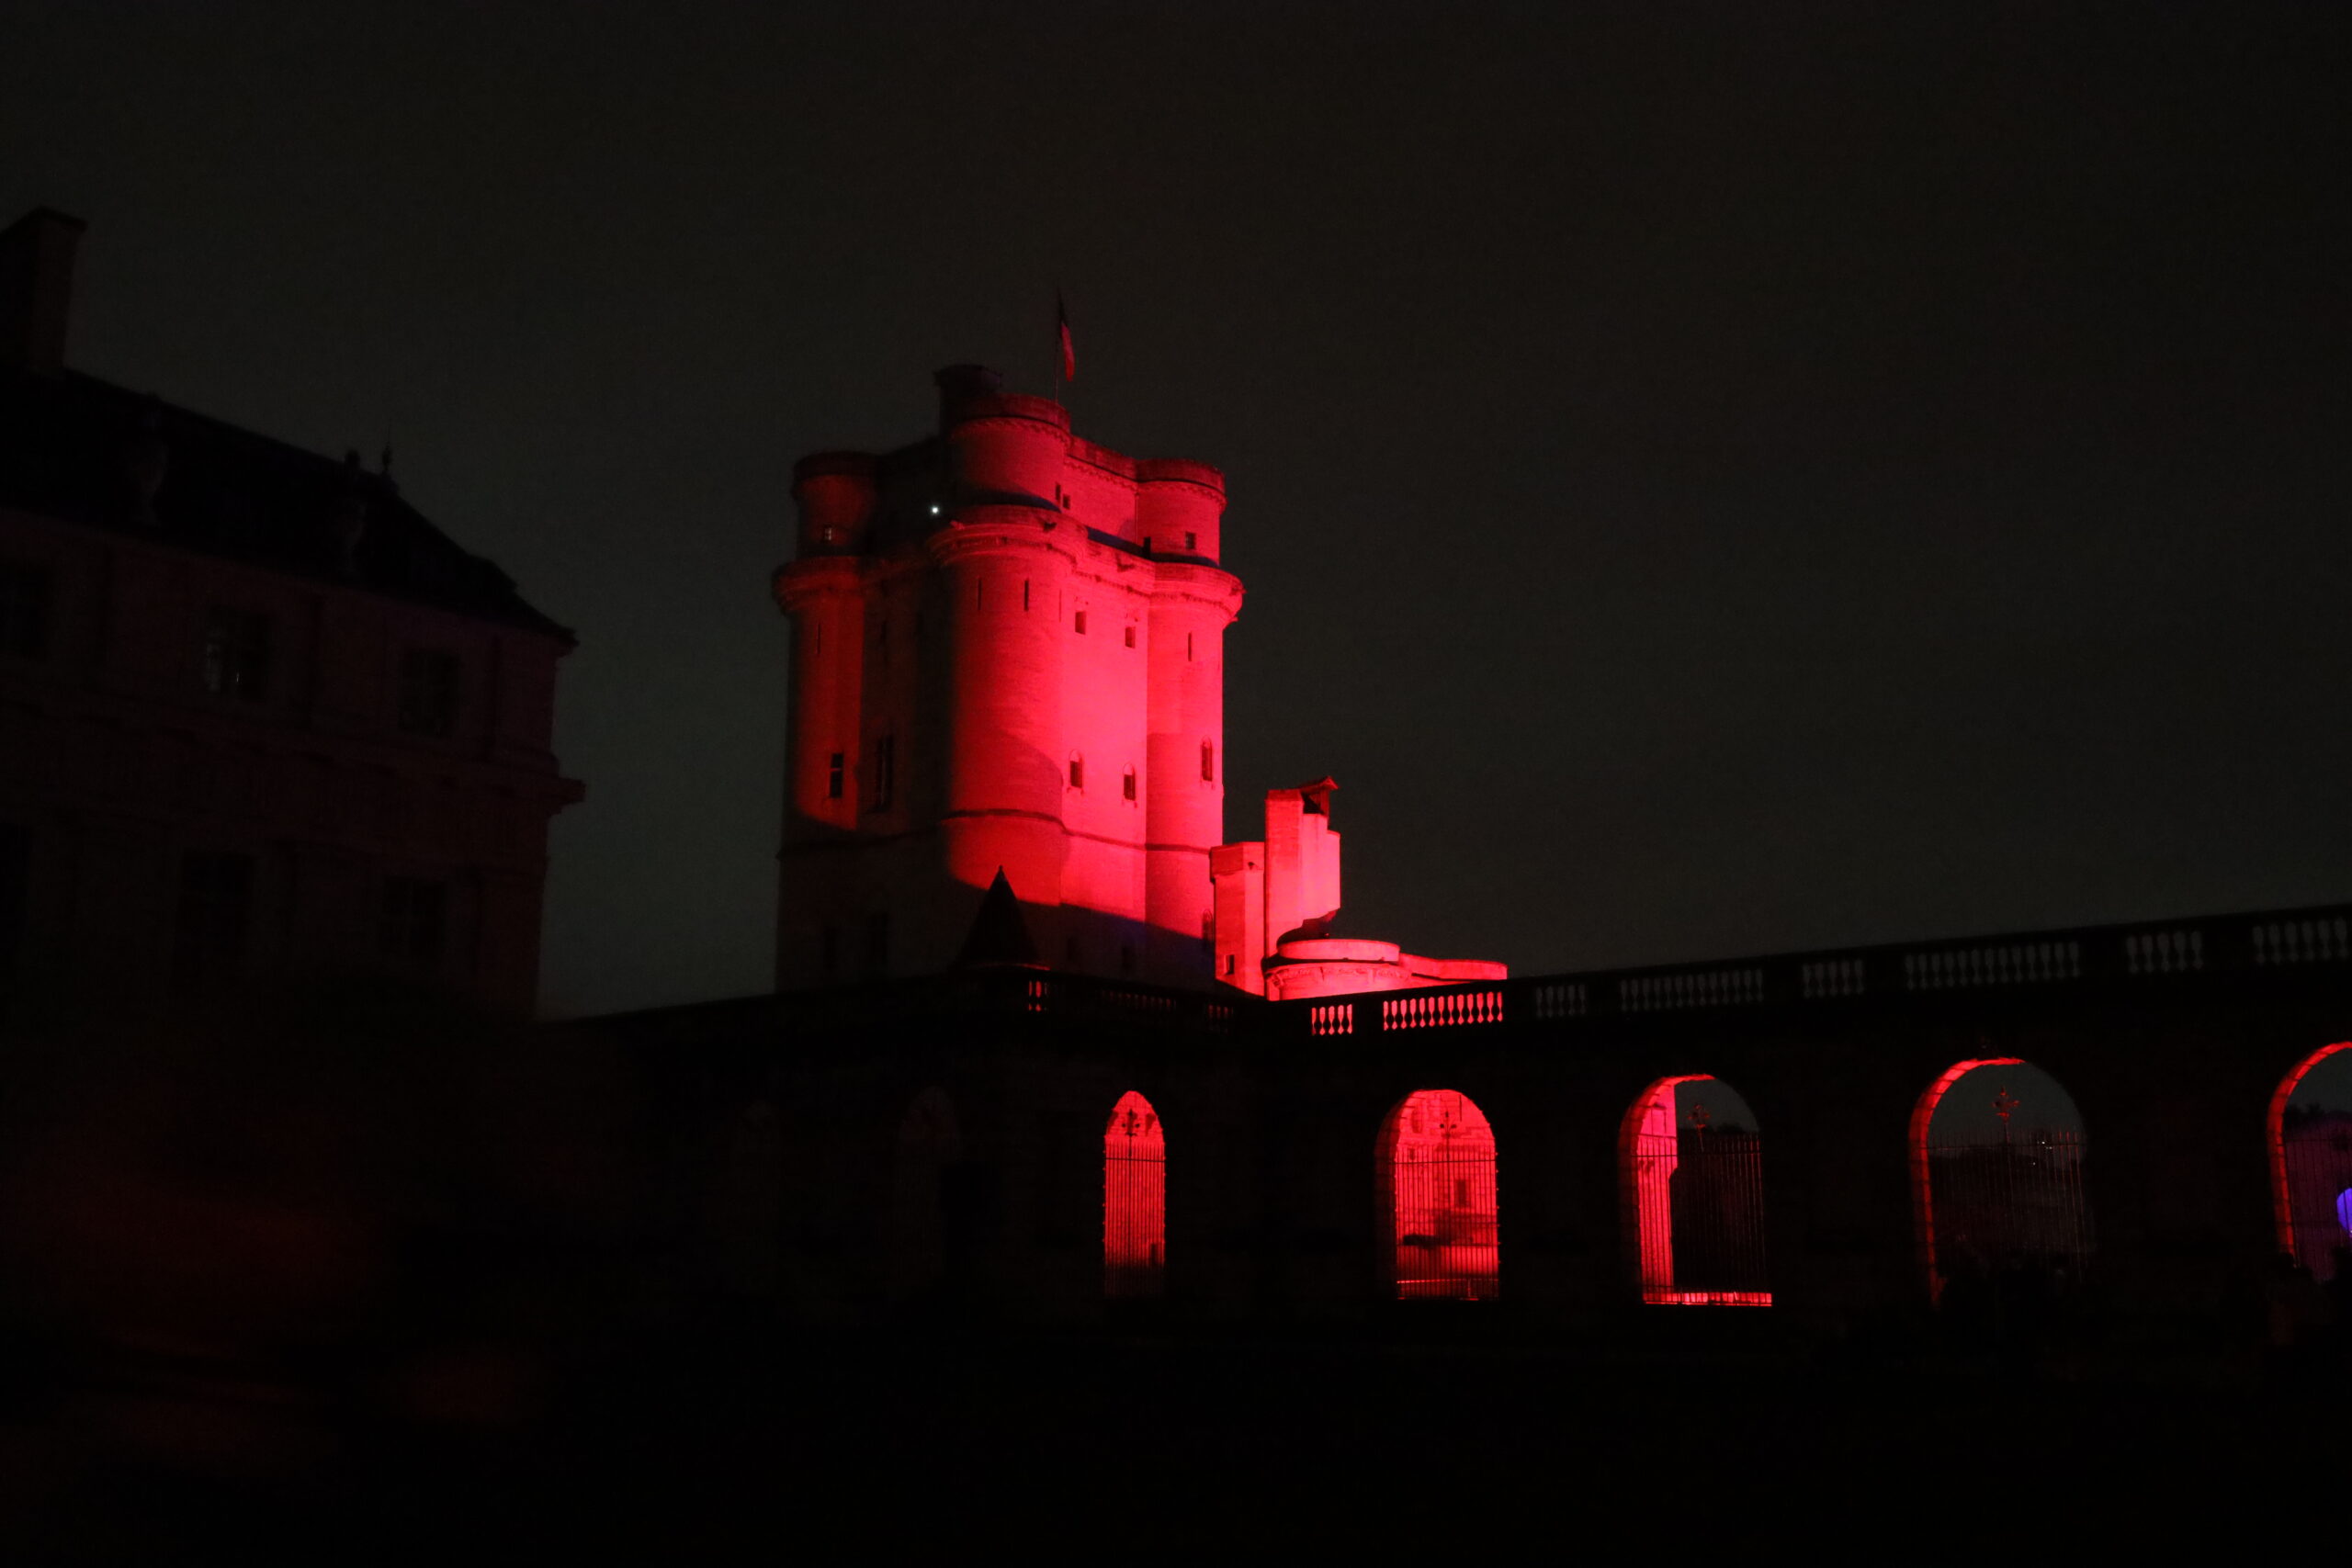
[1627,1082,1770,1305]
[2280,1112,2352,1282]
[1103,1091,1166,1299]
[1382,1089,1498,1300]
[1926,1132,2094,1283]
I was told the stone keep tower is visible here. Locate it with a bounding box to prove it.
[771,367,1243,988]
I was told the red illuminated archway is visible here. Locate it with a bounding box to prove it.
[1910,1058,2092,1300]
[2268,1042,2352,1279]
[1376,1089,1498,1300]
[1104,1089,1166,1298]
[1619,1076,1770,1306]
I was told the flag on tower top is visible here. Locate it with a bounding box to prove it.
[1057,290,1076,383]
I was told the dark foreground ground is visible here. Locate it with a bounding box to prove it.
[6,1304,2345,1562]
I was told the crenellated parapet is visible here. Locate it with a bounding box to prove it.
[771,365,1243,990]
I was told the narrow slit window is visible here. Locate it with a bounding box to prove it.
[1069,754,1084,791]
[1123,626,1136,649]
[1186,632,1194,661]
[1074,609,1088,635]
[827,750,845,799]
[1122,766,1136,802]
[1023,581,1031,612]
[1201,741,1215,783]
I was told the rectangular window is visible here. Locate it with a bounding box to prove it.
[1074,609,1088,635]
[397,648,460,736]
[0,562,51,658]
[379,875,448,969]
[1023,581,1031,612]
[1069,755,1084,790]
[1122,768,1136,802]
[874,734,896,809]
[826,750,845,799]
[1186,632,1193,662]
[1123,626,1136,649]
[1201,740,1215,783]
[202,609,273,701]
[172,852,254,994]
[1184,531,1197,552]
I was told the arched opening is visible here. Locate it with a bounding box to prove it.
[1376,1089,1498,1300]
[1103,1089,1166,1299]
[1620,1076,1770,1306]
[1910,1058,2092,1302]
[2268,1042,2352,1281]
[888,1087,962,1303]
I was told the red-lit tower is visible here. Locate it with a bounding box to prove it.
[771,367,1242,988]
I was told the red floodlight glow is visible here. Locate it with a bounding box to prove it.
[1909,1057,2025,1299]
[1103,1089,1166,1298]
[1377,1089,1498,1300]
[2267,1041,2352,1263]
[1619,1075,1772,1306]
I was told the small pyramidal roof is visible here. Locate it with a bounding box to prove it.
[956,868,1043,969]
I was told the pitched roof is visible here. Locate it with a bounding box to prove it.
[0,366,571,639]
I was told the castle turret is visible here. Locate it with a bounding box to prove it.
[772,367,1242,988]
[1213,779,1504,998]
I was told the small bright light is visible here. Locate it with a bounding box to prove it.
[930,504,941,514]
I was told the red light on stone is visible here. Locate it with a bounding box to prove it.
[1619,1076,1772,1306]
[2267,1040,2352,1268]
[1377,1089,1498,1300]
[1103,1090,1166,1298]
[1910,1058,2023,1298]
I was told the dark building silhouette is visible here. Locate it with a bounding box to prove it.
[0,209,582,1026]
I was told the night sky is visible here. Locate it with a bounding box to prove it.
[6,4,2347,1018]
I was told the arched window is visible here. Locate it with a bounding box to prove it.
[2268,1042,2352,1280]
[1620,1076,1770,1306]
[1910,1059,2092,1302]
[888,1087,962,1304]
[1376,1089,1498,1300]
[1104,1090,1166,1299]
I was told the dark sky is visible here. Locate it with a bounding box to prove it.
[6,3,2348,1018]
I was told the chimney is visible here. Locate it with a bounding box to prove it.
[0,208,85,375]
